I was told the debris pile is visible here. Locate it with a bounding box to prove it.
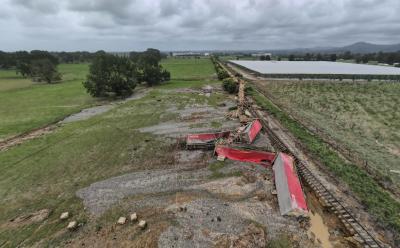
[184,75,309,218]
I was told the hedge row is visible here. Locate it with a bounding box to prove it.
[211,56,230,80]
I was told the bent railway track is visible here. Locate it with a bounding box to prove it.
[246,96,383,248]
[215,59,385,247]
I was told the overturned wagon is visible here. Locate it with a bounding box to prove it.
[240,119,262,144]
[214,145,276,166]
[186,131,230,150]
[273,153,308,216]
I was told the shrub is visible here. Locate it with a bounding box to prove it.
[222,78,238,94]
[217,70,229,80]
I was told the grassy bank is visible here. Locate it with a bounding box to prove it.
[0,57,225,246]
[248,86,400,235]
[256,80,400,192]
[0,88,227,246]
[0,64,95,140]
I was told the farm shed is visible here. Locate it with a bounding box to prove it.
[230,60,400,75]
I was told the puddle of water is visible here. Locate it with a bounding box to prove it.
[308,210,333,248]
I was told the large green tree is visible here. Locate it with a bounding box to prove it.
[83,53,138,97]
[30,59,61,83]
[130,48,170,86]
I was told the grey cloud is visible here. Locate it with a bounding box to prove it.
[1,0,400,51]
[13,0,60,14]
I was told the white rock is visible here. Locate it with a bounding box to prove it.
[117,217,126,225]
[67,221,77,230]
[130,213,138,221]
[60,212,69,220]
[217,155,226,161]
[138,220,147,229]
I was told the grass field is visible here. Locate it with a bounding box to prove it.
[0,64,95,140]
[159,57,219,89]
[256,81,400,191]
[161,57,216,80]
[0,58,217,140]
[0,57,224,246]
[249,81,400,233]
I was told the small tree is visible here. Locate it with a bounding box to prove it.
[83,54,138,97]
[141,65,161,86]
[222,78,238,94]
[130,48,170,86]
[217,70,229,80]
[30,59,61,83]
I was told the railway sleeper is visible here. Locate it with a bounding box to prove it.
[247,103,383,248]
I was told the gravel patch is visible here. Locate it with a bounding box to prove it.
[137,103,238,137]
[61,89,149,124]
[61,105,114,123]
[76,168,211,216]
[159,196,312,247]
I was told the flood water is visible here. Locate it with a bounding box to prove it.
[308,210,333,248]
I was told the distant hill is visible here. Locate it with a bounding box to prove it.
[329,42,400,53]
[268,42,400,55]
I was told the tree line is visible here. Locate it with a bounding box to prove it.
[0,50,104,70]
[0,50,62,83]
[211,56,238,94]
[0,50,109,83]
[0,49,171,95]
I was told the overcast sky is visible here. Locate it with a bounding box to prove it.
[0,0,399,52]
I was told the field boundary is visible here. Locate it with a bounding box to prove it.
[252,83,400,198]
[246,97,384,248]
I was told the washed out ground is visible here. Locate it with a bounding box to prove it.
[0,58,318,247]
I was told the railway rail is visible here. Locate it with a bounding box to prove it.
[246,95,383,248]
[215,58,386,248]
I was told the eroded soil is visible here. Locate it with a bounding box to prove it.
[69,88,320,247]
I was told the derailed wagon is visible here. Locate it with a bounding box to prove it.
[186,131,230,149]
[273,152,308,217]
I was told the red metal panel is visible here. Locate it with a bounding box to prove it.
[186,131,230,144]
[215,145,276,165]
[275,153,308,215]
[247,119,262,143]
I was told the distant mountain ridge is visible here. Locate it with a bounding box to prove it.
[269,42,400,55]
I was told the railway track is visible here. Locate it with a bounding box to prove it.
[216,58,385,247]
[246,99,383,248]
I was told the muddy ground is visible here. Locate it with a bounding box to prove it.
[66,88,324,247]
